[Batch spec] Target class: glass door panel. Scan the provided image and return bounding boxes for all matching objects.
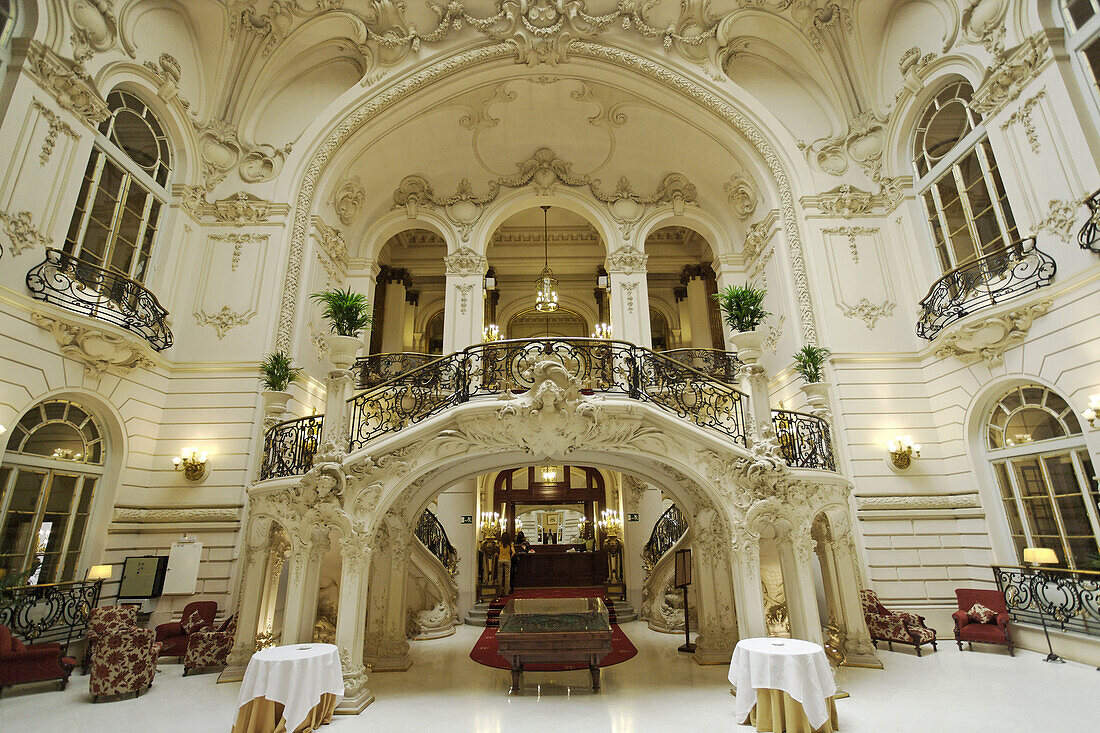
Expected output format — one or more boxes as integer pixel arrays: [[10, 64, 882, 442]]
[[0, 468, 48, 576], [1011, 458, 1066, 564], [61, 477, 96, 581], [35, 473, 79, 583]]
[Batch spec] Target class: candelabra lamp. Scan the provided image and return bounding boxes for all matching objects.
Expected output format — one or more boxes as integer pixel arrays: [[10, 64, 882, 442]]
[[172, 447, 209, 481], [886, 436, 920, 470], [1023, 546, 1064, 663]]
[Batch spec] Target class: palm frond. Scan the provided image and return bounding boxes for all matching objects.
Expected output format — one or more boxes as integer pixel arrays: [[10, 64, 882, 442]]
[[310, 288, 373, 337]]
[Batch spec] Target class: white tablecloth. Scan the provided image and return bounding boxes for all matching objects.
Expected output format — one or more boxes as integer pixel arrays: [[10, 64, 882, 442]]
[[237, 643, 345, 732], [728, 637, 836, 730]]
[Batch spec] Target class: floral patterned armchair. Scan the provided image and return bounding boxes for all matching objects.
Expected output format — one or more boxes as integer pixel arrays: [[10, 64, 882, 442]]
[[155, 601, 218, 659], [89, 626, 160, 702], [182, 614, 237, 676], [83, 605, 138, 673], [0, 623, 77, 694], [860, 589, 937, 656]]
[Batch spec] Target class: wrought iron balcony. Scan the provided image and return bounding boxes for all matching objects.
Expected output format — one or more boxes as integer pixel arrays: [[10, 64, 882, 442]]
[[259, 414, 323, 480], [347, 338, 750, 452], [992, 565, 1100, 640], [1078, 188, 1100, 253], [642, 503, 687, 579], [916, 238, 1055, 340], [772, 409, 837, 472], [416, 509, 459, 578], [354, 352, 441, 390], [26, 248, 173, 350], [0, 578, 103, 650], [659, 348, 743, 385]]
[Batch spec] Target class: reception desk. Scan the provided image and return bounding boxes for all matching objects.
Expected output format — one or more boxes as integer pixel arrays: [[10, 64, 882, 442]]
[[513, 550, 609, 588]]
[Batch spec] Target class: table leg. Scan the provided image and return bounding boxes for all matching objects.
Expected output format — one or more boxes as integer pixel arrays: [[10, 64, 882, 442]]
[[590, 662, 601, 693], [510, 662, 524, 695]]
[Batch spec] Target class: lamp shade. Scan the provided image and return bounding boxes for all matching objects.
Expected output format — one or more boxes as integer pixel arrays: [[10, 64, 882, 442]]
[[86, 564, 113, 580], [1023, 547, 1058, 565]]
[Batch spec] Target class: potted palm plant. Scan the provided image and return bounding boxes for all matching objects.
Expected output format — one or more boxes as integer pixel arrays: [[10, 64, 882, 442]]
[[260, 350, 303, 417], [310, 287, 372, 369], [793, 345, 831, 412], [712, 284, 770, 363]]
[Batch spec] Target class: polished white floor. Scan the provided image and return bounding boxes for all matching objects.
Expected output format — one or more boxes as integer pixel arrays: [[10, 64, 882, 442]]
[[1, 622, 1096, 732]]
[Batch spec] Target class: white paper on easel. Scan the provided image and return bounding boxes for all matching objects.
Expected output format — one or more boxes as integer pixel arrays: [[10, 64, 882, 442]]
[[163, 540, 203, 594]]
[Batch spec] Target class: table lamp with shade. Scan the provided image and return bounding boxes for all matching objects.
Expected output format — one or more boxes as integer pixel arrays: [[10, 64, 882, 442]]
[[1023, 547, 1064, 663], [86, 564, 112, 581]]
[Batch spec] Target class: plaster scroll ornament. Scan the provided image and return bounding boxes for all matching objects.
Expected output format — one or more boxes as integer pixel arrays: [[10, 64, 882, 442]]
[[313, 219, 349, 268], [0, 210, 52, 257], [960, 0, 1010, 57], [798, 110, 889, 182], [1036, 196, 1089, 242], [69, 0, 118, 62], [195, 306, 254, 340], [898, 47, 937, 78], [741, 219, 775, 261], [332, 177, 366, 225], [725, 173, 758, 221], [193, 118, 293, 189], [178, 185, 207, 219], [31, 311, 156, 376], [444, 247, 488, 276], [933, 300, 1052, 367], [971, 33, 1051, 116], [605, 246, 648, 275], [1000, 89, 1047, 156], [31, 99, 78, 166], [143, 53, 190, 108], [213, 192, 273, 226], [24, 41, 110, 127], [840, 298, 895, 331], [812, 184, 874, 218]]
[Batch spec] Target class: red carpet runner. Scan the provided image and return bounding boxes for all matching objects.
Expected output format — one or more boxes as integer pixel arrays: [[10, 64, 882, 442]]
[[469, 587, 638, 671]]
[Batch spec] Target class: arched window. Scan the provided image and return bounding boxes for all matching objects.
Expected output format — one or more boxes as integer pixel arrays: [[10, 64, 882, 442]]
[[63, 89, 172, 283], [1061, 1, 1100, 97], [0, 400, 105, 583], [913, 80, 1021, 273], [986, 385, 1099, 569]]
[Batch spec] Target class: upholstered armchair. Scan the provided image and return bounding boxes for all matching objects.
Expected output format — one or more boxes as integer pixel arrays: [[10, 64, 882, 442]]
[[860, 589, 938, 656], [89, 627, 160, 702], [83, 605, 138, 673], [155, 601, 218, 659], [0, 624, 77, 694], [183, 614, 237, 676], [953, 588, 1013, 655]]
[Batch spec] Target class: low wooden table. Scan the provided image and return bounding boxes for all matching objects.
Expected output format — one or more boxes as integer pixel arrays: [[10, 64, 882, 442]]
[[494, 597, 613, 694]]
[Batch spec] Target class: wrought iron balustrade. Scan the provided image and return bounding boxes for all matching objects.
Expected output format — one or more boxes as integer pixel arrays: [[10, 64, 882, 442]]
[[416, 509, 459, 578], [916, 238, 1055, 340], [660, 348, 743, 385], [0, 579, 102, 650], [259, 414, 324, 480], [642, 504, 687, 578], [771, 409, 837, 471], [992, 565, 1100, 639], [347, 338, 751, 452], [354, 352, 441, 389], [26, 248, 173, 350], [1078, 188, 1100, 253]]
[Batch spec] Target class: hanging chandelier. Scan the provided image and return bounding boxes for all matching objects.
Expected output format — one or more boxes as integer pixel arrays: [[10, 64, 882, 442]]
[[534, 205, 558, 312]]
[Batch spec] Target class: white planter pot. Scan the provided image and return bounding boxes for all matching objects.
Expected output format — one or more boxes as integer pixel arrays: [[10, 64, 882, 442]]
[[324, 334, 362, 370], [730, 327, 766, 364], [262, 390, 292, 419], [800, 382, 830, 414]]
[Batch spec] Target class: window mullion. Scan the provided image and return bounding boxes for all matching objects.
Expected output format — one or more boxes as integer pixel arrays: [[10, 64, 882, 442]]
[[24, 470, 54, 574], [1069, 449, 1100, 550], [104, 173, 131, 274], [0, 467, 18, 526], [952, 160, 983, 260], [1003, 459, 1035, 551], [55, 475, 83, 578], [973, 141, 1013, 251], [928, 181, 955, 270], [132, 195, 155, 280]]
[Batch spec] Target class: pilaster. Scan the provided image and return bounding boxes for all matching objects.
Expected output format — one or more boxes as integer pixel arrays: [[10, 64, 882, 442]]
[[443, 247, 487, 352], [606, 246, 650, 347]]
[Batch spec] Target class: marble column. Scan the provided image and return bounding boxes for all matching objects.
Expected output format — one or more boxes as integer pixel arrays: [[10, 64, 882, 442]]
[[782, 525, 824, 644], [379, 267, 410, 354], [442, 247, 487, 353], [683, 271, 713, 349], [220, 536, 272, 681], [606, 245, 651, 347], [829, 523, 881, 666], [674, 286, 691, 348], [731, 527, 768, 641], [334, 535, 374, 713], [322, 366, 355, 445], [280, 531, 328, 644]]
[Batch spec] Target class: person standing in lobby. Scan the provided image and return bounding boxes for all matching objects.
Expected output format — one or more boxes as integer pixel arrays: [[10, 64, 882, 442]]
[[499, 533, 515, 595]]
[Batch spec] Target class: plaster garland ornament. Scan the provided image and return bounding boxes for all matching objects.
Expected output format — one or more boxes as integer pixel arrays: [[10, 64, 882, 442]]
[[971, 33, 1051, 116], [24, 41, 109, 126], [621, 281, 638, 314], [195, 306, 254, 339], [213, 192, 274, 226], [764, 315, 784, 354], [724, 173, 758, 221], [332, 177, 366, 225], [31, 311, 156, 376], [840, 298, 895, 331], [741, 218, 775, 261], [444, 247, 488, 276], [821, 226, 878, 264], [209, 232, 268, 271], [0, 210, 52, 257], [806, 184, 875, 219], [30, 99, 78, 165], [605, 246, 648, 275], [313, 218, 349, 269], [455, 283, 475, 315], [933, 300, 1052, 367], [855, 494, 981, 512], [112, 507, 240, 523], [1000, 88, 1047, 155]]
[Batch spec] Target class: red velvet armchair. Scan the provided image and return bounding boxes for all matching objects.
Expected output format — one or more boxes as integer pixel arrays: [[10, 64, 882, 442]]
[[953, 588, 1014, 655], [0, 624, 76, 695], [89, 627, 160, 702], [183, 614, 237, 676], [860, 589, 938, 656], [155, 601, 217, 659], [84, 605, 138, 673]]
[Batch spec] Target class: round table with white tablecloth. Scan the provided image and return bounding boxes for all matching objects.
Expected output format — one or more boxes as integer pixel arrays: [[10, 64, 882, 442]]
[[232, 643, 345, 733], [728, 637, 838, 733]]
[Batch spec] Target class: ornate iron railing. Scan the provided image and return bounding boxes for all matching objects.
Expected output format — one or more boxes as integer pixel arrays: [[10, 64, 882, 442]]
[[347, 338, 750, 452], [642, 504, 687, 578], [772, 409, 837, 471], [916, 238, 1056, 340], [1078, 188, 1100, 253], [660, 348, 742, 385], [26, 248, 173, 350], [416, 509, 459, 578], [992, 565, 1100, 639], [259, 414, 324, 480], [354, 352, 441, 389], [0, 578, 102, 650]]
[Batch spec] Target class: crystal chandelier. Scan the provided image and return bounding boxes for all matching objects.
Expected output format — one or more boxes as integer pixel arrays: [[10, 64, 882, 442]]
[[483, 324, 500, 342], [540, 465, 558, 483], [591, 322, 612, 339], [534, 205, 558, 312]]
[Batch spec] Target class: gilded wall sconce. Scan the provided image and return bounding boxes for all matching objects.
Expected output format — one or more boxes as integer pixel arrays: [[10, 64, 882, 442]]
[[1083, 395, 1100, 428], [887, 436, 920, 470], [173, 447, 209, 481]]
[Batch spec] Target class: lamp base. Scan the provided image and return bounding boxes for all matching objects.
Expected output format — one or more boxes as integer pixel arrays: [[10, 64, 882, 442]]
[[678, 642, 696, 653], [1043, 652, 1065, 663]]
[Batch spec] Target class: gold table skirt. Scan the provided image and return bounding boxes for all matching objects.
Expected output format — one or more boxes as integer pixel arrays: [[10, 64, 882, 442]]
[[232, 693, 339, 733], [744, 688, 838, 733]]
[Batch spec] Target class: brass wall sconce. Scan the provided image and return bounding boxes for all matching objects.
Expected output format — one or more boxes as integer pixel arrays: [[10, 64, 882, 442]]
[[887, 436, 920, 470], [591, 322, 612, 339], [173, 447, 209, 481], [1083, 395, 1100, 428], [483, 324, 500, 342]]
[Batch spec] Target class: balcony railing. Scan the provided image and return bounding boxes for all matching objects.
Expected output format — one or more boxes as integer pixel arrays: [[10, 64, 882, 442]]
[[347, 338, 750, 452], [642, 503, 687, 579], [354, 352, 441, 390], [1078, 188, 1100, 253], [772, 409, 836, 471], [415, 509, 459, 578], [916, 238, 1056, 340], [660, 348, 743, 385], [992, 565, 1100, 640], [26, 248, 173, 350], [0, 578, 102, 650], [259, 414, 323, 480]]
